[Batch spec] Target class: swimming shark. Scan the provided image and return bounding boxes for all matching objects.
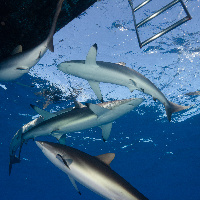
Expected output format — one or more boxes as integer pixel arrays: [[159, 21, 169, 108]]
[[36, 141, 149, 200], [0, 0, 64, 81], [9, 98, 143, 175], [57, 43, 190, 121]]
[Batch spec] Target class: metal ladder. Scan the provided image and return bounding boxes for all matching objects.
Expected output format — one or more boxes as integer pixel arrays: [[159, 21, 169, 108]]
[[128, 0, 192, 48]]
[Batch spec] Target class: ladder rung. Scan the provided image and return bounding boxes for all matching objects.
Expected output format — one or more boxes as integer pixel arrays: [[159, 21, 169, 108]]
[[140, 16, 191, 48], [136, 0, 180, 28], [133, 0, 152, 12]]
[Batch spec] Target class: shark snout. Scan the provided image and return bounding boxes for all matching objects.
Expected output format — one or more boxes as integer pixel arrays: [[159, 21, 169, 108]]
[[57, 64, 62, 71], [57, 63, 67, 73], [35, 141, 57, 153], [35, 141, 44, 150]]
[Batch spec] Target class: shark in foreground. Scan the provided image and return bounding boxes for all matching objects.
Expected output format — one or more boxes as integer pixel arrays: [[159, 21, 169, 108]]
[[9, 98, 143, 175], [36, 141, 149, 200], [0, 0, 64, 82], [57, 43, 190, 121]]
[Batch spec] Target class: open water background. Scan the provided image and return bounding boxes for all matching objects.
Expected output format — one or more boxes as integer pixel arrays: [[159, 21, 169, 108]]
[[0, 0, 200, 199]]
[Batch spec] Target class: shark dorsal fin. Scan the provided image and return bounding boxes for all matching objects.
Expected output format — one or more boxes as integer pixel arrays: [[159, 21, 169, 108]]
[[30, 104, 56, 120], [95, 153, 115, 166], [85, 43, 97, 65], [86, 103, 109, 117], [11, 45, 22, 55]]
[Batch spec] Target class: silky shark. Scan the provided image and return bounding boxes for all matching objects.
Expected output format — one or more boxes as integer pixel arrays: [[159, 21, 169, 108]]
[[9, 98, 143, 175], [57, 44, 190, 121], [36, 141, 149, 200], [0, 0, 64, 81]]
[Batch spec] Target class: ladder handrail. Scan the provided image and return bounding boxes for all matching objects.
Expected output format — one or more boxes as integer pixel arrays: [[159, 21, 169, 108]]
[[128, 0, 192, 48], [133, 0, 152, 12]]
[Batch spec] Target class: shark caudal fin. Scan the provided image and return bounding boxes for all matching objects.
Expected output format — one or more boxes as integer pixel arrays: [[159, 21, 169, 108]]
[[9, 156, 20, 176], [165, 101, 190, 122]]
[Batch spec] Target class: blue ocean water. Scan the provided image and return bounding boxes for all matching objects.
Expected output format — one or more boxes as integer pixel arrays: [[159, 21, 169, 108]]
[[0, 0, 200, 199]]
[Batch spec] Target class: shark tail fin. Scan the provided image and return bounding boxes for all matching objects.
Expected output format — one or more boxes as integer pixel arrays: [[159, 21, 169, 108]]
[[165, 101, 190, 122], [9, 156, 20, 176]]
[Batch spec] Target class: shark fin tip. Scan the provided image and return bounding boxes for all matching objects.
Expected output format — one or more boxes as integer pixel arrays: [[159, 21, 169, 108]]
[[93, 43, 97, 50]]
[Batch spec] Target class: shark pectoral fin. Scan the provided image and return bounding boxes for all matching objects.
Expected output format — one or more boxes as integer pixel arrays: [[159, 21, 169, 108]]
[[100, 122, 113, 141], [85, 43, 97, 65], [68, 175, 81, 195], [128, 79, 137, 92], [56, 154, 73, 169], [47, 38, 54, 52], [11, 45, 23, 55], [16, 66, 29, 71], [88, 80, 103, 102], [95, 153, 115, 166], [30, 104, 56, 120], [86, 103, 109, 117]]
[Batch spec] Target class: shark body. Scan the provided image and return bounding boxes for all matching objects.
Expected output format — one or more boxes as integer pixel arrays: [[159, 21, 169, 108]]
[[9, 98, 143, 174], [57, 44, 189, 121], [0, 0, 63, 81], [36, 141, 149, 200]]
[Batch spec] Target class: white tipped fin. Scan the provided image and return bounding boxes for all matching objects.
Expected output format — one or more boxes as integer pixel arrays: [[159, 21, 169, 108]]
[[96, 153, 115, 166], [86, 43, 97, 65], [30, 104, 56, 120], [68, 175, 81, 195], [11, 45, 22, 55], [100, 122, 113, 141], [88, 80, 103, 102], [87, 103, 109, 117]]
